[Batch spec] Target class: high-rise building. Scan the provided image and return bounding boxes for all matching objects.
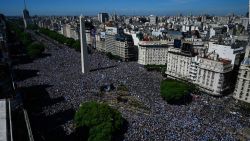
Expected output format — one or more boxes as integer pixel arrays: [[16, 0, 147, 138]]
[[23, 0, 30, 29], [80, 15, 89, 74], [149, 15, 157, 25], [98, 13, 109, 23]]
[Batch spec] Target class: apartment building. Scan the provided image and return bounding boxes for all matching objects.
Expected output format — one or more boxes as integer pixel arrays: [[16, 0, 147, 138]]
[[166, 45, 233, 96], [195, 53, 233, 95], [138, 41, 168, 65], [96, 32, 106, 52], [96, 27, 136, 61], [166, 46, 193, 80], [113, 33, 136, 61]]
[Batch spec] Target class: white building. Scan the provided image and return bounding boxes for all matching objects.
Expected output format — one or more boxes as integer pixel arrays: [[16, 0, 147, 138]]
[[63, 24, 79, 40], [149, 15, 157, 25], [209, 28, 216, 38], [241, 18, 249, 31], [208, 42, 245, 66], [138, 41, 168, 65], [96, 32, 106, 52], [105, 26, 117, 35], [166, 47, 233, 96], [195, 53, 233, 96], [166, 47, 192, 80]]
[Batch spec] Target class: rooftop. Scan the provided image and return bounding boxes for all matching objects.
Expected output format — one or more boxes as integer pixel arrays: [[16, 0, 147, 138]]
[[138, 41, 168, 46]]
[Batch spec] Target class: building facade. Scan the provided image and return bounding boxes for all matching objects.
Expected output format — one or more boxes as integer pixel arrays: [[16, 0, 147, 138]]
[[149, 15, 157, 25], [195, 54, 233, 96], [138, 41, 168, 65], [234, 46, 250, 103], [98, 13, 109, 23], [165, 46, 233, 96], [96, 32, 106, 52], [112, 34, 136, 61], [166, 47, 192, 80], [208, 42, 245, 67], [233, 59, 250, 103]]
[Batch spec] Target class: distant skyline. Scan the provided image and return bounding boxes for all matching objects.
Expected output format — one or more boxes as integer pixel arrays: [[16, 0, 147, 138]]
[[0, 0, 248, 16]]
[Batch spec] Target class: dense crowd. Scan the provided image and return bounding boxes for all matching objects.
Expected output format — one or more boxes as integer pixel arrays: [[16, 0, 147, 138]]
[[15, 33, 250, 141]]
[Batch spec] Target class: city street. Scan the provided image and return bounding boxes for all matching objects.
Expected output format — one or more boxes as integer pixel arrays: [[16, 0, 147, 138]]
[[15, 33, 250, 141]]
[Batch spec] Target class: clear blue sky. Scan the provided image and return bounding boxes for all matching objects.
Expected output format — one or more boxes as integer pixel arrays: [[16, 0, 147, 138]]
[[0, 0, 248, 16]]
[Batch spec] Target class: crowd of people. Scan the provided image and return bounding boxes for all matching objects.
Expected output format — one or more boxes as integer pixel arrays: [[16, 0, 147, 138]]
[[15, 33, 250, 141]]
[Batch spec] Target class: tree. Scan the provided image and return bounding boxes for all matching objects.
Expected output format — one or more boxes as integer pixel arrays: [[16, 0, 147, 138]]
[[26, 42, 45, 58], [74, 102, 124, 141], [160, 79, 192, 104], [72, 40, 81, 51], [20, 32, 33, 47], [39, 28, 82, 51]]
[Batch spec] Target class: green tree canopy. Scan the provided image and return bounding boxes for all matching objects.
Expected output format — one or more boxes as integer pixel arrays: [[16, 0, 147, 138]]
[[160, 79, 193, 104], [26, 42, 45, 58], [74, 102, 124, 141], [39, 28, 81, 51]]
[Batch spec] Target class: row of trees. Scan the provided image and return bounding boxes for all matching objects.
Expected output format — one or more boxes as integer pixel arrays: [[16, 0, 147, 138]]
[[144, 65, 166, 72], [74, 102, 125, 141], [39, 28, 81, 51], [8, 22, 45, 58]]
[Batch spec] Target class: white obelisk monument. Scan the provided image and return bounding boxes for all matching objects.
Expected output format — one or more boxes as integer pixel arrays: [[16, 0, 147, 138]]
[[80, 15, 89, 73], [248, 0, 250, 25]]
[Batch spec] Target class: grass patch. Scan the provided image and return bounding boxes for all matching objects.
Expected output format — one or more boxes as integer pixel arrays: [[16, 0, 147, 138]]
[[160, 79, 193, 104]]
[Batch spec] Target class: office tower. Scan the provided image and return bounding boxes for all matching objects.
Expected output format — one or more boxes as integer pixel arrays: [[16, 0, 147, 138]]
[[23, 0, 30, 29], [98, 13, 109, 23], [149, 15, 157, 25], [80, 15, 89, 73]]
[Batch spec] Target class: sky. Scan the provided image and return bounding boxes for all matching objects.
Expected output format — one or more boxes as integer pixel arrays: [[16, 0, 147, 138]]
[[0, 0, 248, 16]]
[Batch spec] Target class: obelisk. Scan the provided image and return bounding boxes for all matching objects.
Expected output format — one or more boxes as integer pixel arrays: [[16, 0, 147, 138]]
[[80, 15, 89, 73]]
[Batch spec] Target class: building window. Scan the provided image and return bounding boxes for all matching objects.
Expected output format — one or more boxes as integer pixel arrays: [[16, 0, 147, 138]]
[[212, 72, 215, 79], [243, 72, 247, 78]]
